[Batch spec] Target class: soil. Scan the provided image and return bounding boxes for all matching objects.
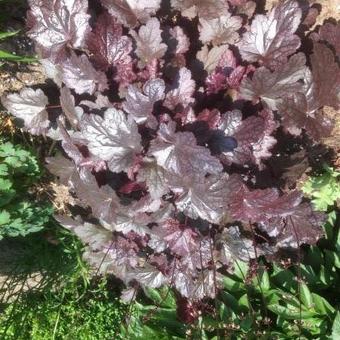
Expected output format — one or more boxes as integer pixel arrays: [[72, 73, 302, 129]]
[[0, 63, 45, 98]]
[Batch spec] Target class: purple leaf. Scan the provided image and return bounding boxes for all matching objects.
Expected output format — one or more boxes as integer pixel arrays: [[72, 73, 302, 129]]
[[27, 0, 90, 61], [171, 174, 229, 223], [310, 42, 340, 109], [114, 211, 151, 236], [40, 59, 62, 86], [169, 26, 190, 55], [218, 226, 256, 264], [218, 110, 277, 166], [130, 18, 167, 67], [149, 119, 223, 176], [100, 0, 161, 27], [150, 219, 198, 256], [87, 12, 134, 76], [240, 53, 307, 110], [278, 91, 333, 141], [136, 157, 169, 199], [123, 78, 165, 128], [277, 43, 339, 141], [226, 175, 304, 223], [70, 169, 120, 224], [317, 22, 340, 58], [1, 88, 49, 135], [171, 0, 229, 19], [259, 203, 325, 248], [191, 270, 221, 300], [80, 108, 142, 173], [45, 154, 75, 185], [238, 0, 302, 68], [196, 45, 229, 73], [228, 0, 256, 17], [55, 215, 112, 250], [61, 53, 108, 95], [206, 48, 246, 94], [60, 87, 83, 128], [126, 264, 168, 288], [164, 67, 195, 110], [198, 13, 242, 46]]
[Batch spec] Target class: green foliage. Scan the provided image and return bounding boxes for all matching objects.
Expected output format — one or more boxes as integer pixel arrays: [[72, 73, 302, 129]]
[[121, 287, 185, 340], [0, 30, 36, 64], [302, 165, 340, 211], [0, 141, 52, 239], [0, 227, 127, 340]]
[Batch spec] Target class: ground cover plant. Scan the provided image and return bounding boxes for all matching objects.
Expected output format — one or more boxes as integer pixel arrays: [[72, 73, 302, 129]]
[[1, 0, 340, 338], [0, 225, 127, 340], [0, 139, 52, 239]]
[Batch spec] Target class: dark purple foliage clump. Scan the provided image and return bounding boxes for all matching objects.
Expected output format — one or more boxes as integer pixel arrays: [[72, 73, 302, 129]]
[[2, 0, 339, 301]]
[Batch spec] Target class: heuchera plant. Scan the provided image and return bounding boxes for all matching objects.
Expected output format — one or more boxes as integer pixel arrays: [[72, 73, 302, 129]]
[[1, 0, 339, 302]]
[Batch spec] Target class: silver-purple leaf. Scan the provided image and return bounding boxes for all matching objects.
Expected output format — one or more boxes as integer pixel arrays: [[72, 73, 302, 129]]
[[60, 87, 83, 128], [172, 174, 229, 224], [1, 88, 49, 135], [169, 26, 190, 54], [218, 110, 277, 166], [27, 0, 90, 61], [40, 59, 62, 86], [310, 42, 340, 109], [259, 203, 325, 248], [55, 215, 112, 250], [126, 264, 168, 288], [149, 120, 223, 176], [100, 0, 161, 27], [70, 169, 120, 224], [198, 13, 242, 46], [61, 53, 108, 95], [316, 22, 340, 58], [123, 78, 165, 128], [45, 154, 75, 185], [238, 0, 302, 69], [136, 158, 169, 199], [87, 12, 133, 73], [81, 108, 142, 173], [218, 226, 256, 264], [171, 0, 229, 19], [196, 44, 229, 73], [130, 18, 167, 67], [164, 67, 195, 110], [240, 53, 307, 110]]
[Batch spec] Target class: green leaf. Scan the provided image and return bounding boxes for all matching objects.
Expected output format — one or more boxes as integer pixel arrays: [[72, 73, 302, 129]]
[[311, 293, 335, 316], [268, 304, 317, 319], [271, 265, 296, 292], [0, 163, 8, 176], [0, 50, 36, 62], [332, 311, 340, 340], [0, 30, 20, 40], [302, 166, 340, 211], [299, 282, 314, 309], [240, 315, 253, 332], [238, 294, 250, 309], [233, 260, 249, 280], [0, 210, 10, 225], [220, 291, 242, 313], [144, 287, 164, 306], [253, 267, 270, 291], [222, 275, 245, 293]]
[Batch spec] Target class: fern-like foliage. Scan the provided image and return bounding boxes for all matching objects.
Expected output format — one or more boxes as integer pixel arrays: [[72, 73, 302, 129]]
[[303, 166, 340, 211], [0, 141, 52, 238]]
